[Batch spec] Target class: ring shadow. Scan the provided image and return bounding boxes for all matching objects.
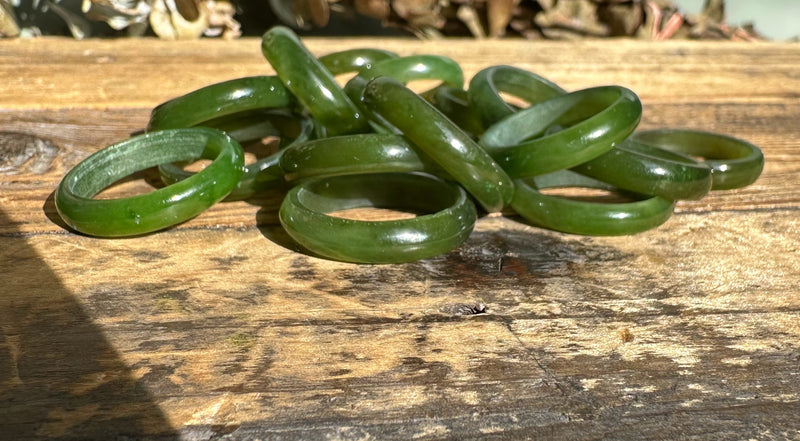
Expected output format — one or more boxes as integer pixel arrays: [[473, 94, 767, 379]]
[[252, 188, 317, 258], [0, 205, 180, 439]]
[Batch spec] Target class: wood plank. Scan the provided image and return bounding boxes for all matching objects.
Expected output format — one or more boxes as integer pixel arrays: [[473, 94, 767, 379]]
[[1, 37, 799, 440], [3, 38, 799, 109]]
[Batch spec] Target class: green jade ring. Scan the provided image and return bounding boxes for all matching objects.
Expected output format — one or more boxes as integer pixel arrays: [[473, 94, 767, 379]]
[[279, 173, 478, 264], [280, 133, 443, 182], [427, 85, 484, 137], [511, 170, 676, 236], [159, 113, 315, 200], [480, 85, 642, 178], [572, 139, 713, 200], [147, 76, 293, 133], [343, 54, 464, 103], [343, 55, 464, 133], [468, 65, 566, 129], [261, 26, 368, 136], [318, 48, 398, 76], [363, 76, 514, 213], [630, 129, 764, 190], [55, 128, 244, 237]]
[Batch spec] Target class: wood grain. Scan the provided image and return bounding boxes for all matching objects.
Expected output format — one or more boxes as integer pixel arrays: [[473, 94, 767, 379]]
[[1, 37, 799, 440]]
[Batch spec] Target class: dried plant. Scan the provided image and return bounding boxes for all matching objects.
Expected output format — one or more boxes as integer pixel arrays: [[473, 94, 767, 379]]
[[0, 0, 762, 40]]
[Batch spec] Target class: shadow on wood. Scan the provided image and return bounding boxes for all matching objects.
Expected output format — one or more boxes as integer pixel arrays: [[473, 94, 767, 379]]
[[0, 208, 179, 439]]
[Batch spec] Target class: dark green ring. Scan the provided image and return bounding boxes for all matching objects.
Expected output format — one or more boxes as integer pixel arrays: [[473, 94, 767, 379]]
[[511, 170, 676, 236], [159, 114, 315, 200], [344, 55, 464, 133], [363, 76, 514, 213], [318, 48, 398, 76], [427, 85, 484, 137], [572, 139, 713, 200], [279, 173, 478, 263], [55, 128, 244, 237], [146, 76, 293, 133], [280, 133, 442, 182], [468, 65, 566, 129], [480, 85, 643, 178], [343, 54, 464, 103], [261, 26, 368, 136], [630, 129, 764, 190]]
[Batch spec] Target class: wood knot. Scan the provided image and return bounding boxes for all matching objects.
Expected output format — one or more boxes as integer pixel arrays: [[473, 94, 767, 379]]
[[439, 303, 487, 316], [0, 131, 59, 175], [617, 327, 635, 343]]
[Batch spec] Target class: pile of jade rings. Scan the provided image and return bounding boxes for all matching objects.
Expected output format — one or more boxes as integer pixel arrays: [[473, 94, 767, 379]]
[[55, 26, 764, 264]]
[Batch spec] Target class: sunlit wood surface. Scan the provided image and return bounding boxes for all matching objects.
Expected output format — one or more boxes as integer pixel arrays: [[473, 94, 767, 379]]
[[1, 37, 799, 440]]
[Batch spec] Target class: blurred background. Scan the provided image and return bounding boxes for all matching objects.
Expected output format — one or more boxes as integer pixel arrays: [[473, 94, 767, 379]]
[[673, 0, 798, 40], [1, 0, 796, 40]]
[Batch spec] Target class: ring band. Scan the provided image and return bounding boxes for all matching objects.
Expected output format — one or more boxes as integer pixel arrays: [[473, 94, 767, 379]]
[[572, 139, 713, 200], [159, 112, 315, 200], [261, 26, 368, 136], [363, 76, 514, 213], [630, 129, 764, 190], [55, 128, 244, 237], [480, 85, 643, 178], [344, 55, 464, 133], [468, 65, 566, 129], [146, 76, 293, 133], [280, 133, 442, 182], [318, 48, 398, 76], [279, 173, 477, 263], [510, 170, 675, 236], [343, 54, 464, 103], [428, 85, 484, 137]]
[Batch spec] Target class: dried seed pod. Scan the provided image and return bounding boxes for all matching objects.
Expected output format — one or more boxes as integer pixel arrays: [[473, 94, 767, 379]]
[[269, 0, 330, 29], [486, 0, 517, 37], [0, 0, 20, 37], [81, 0, 151, 31], [150, 0, 208, 39], [203, 0, 240, 38], [354, 0, 391, 20]]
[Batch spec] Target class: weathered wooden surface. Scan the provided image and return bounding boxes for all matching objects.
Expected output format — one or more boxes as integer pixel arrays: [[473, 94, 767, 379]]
[[1, 37, 799, 440]]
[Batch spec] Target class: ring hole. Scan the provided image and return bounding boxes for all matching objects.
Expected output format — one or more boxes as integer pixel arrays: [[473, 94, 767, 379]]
[[407, 79, 443, 94], [181, 159, 213, 173], [330, 204, 434, 221], [334, 73, 358, 87], [328, 207, 420, 221], [241, 136, 281, 165], [539, 187, 638, 203], [498, 91, 529, 109], [94, 169, 161, 199]]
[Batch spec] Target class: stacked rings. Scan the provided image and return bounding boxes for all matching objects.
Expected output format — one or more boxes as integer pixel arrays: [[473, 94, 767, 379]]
[[53, 26, 765, 263], [480, 85, 643, 178], [363, 76, 514, 213], [261, 26, 368, 136]]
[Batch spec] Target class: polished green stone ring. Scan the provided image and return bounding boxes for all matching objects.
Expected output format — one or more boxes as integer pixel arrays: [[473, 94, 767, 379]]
[[279, 173, 478, 263], [630, 129, 764, 190], [146, 76, 294, 133], [468, 65, 566, 129], [55, 128, 244, 237], [318, 47, 398, 76], [363, 76, 514, 213], [572, 139, 713, 201], [261, 26, 368, 136], [280, 133, 442, 182], [480, 85, 643, 179], [511, 170, 676, 236], [158, 112, 315, 200]]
